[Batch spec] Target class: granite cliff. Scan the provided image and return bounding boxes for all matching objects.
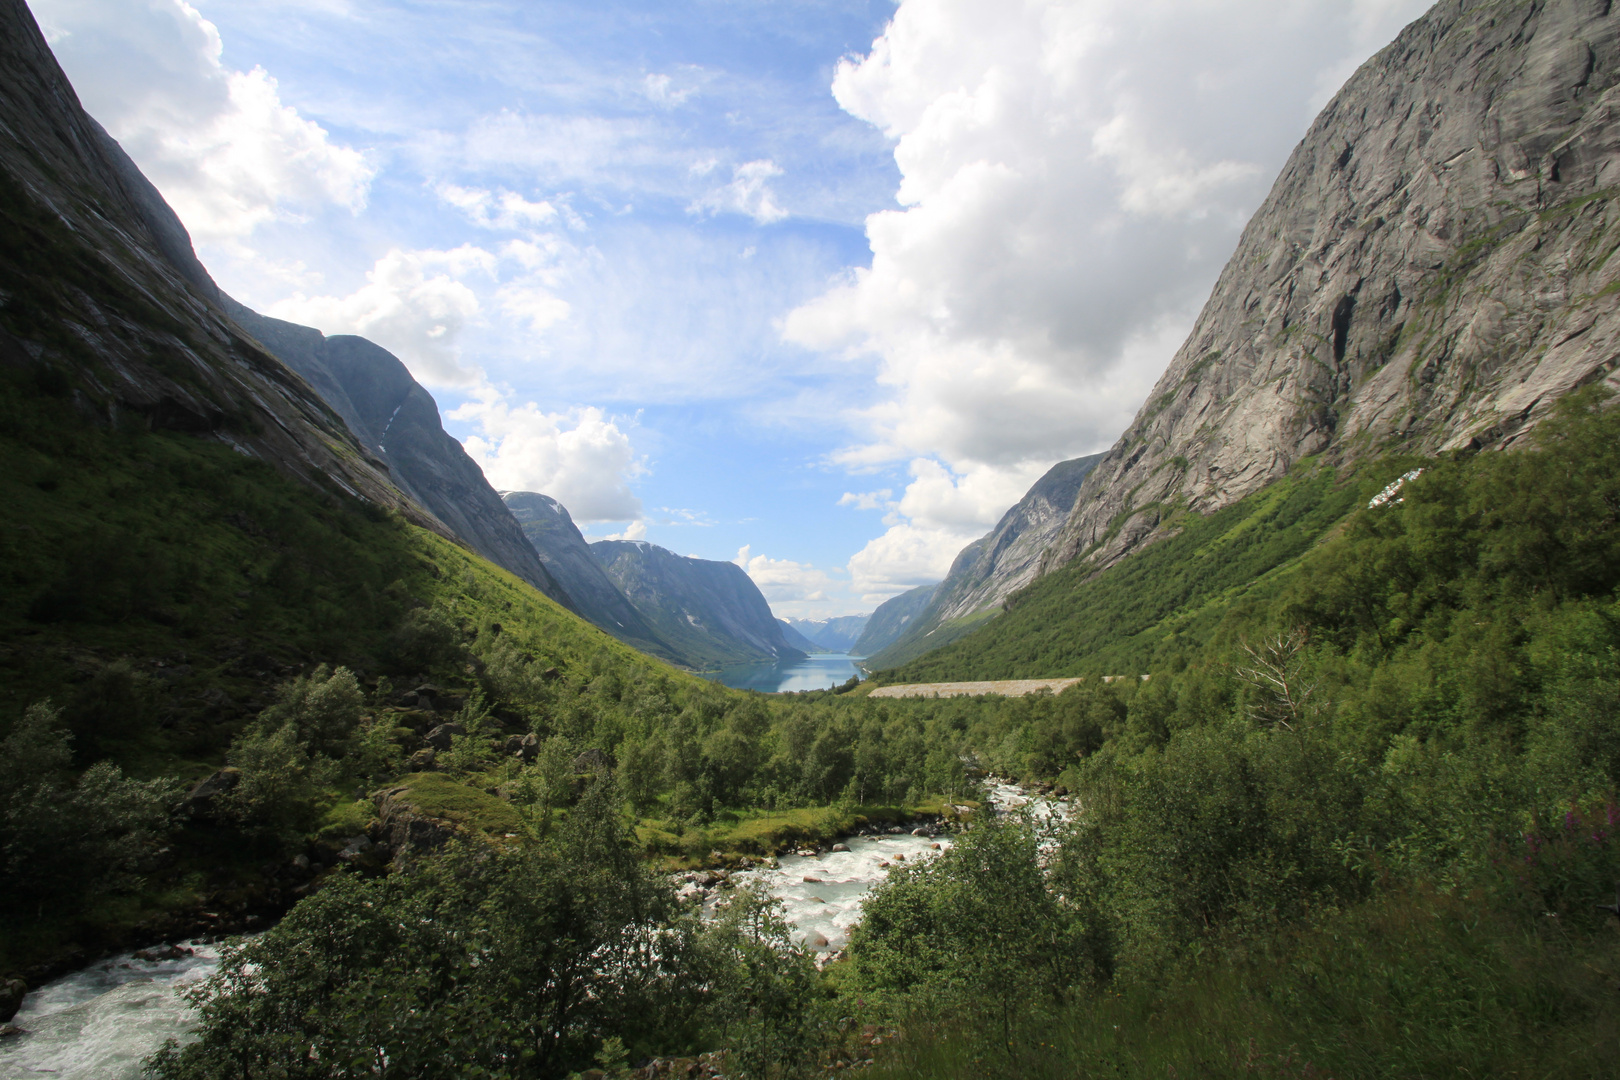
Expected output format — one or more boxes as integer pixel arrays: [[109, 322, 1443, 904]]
[[221, 305, 572, 609], [866, 453, 1104, 669], [0, 0, 431, 527], [591, 540, 804, 670], [1044, 0, 1620, 580], [501, 491, 668, 656], [852, 583, 938, 658]]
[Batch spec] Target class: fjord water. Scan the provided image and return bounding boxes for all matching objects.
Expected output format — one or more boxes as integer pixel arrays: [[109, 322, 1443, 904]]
[[708, 652, 864, 692]]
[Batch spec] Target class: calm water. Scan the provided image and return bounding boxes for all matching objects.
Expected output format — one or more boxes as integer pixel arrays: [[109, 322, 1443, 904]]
[[707, 653, 864, 693]]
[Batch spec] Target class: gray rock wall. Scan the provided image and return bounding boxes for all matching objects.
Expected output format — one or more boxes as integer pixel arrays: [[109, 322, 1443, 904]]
[[1045, 0, 1620, 578]]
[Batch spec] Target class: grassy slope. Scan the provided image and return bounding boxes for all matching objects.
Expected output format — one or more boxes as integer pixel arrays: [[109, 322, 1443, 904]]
[[879, 458, 1402, 683]]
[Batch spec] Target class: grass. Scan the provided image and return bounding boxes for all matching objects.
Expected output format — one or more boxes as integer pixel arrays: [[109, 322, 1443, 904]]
[[382, 772, 524, 836]]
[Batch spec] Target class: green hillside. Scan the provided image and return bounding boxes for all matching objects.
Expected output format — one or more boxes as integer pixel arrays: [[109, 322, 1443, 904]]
[[877, 456, 1386, 682]]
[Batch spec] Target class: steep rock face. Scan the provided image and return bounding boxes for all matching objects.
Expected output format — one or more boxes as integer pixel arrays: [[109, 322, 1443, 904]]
[[0, 0, 431, 528], [853, 583, 939, 657], [591, 541, 804, 669], [933, 454, 1105, 624], [1046, 0, 1620, 579], [784, 616, 870, 652], [863, 454, 1103, 669], [220, 304, 571, 608], [502, 491, 667, 653]]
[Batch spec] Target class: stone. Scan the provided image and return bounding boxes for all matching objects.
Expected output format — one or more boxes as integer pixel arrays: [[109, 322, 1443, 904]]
[[807, 932, 829, 948], [407, 748, 437, 771], [802, 876, 823, 884], [0, 979, 26, 1024], [180, 767, 241, 820], [423, 723, 465, 751], [830, 843, 849, 852], [504, 732, 539, 762]]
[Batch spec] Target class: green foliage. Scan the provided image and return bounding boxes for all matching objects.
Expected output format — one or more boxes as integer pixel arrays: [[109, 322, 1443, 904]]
[[0, 702, 178, 917], [883, 458, 1364, 681], [146, 782, 817, 1080], [256, 664, 365, 758], [222, 720, 337, 845]]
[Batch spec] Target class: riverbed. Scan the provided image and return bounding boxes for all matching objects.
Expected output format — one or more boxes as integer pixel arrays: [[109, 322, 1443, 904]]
[[0, 781, 1055, 1078]]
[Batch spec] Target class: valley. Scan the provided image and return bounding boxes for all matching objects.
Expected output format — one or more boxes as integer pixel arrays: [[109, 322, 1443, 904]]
[[4, 0, 1620, 1077]]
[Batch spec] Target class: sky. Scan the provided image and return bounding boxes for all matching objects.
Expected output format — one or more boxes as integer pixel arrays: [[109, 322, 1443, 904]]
[[27, 0, 1432, 619]]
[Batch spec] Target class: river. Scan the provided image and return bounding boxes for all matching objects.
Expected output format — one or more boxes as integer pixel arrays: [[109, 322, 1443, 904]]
[[706, 652, 864, 693], [0, 782, 1053, 1078]]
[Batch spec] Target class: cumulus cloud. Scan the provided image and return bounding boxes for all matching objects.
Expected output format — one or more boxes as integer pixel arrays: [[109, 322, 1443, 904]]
[[735, 545, 835, 604], [688, 160, 789, 224], [30, 0, 373, 245], [843, 458, 1051, 598], [796, 0, 1430, 595], [456, 398, 643, 523], [269, 245, 495, 386], [436, 184, 559, 230]]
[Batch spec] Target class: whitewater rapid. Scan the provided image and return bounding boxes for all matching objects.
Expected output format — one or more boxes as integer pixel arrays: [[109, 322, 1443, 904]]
[[0, 781, 1055, 1078]]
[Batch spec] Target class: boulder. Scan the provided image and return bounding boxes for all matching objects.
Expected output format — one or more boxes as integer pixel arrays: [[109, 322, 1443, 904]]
[[424, 723, 465, 751], [503, 732, 540, 762], [0, 978, 26, 1023], [572, 747, 610, 774], [830, 843, 849, 852], [181, 767, 241, 820], [407, 748, 437, 771]]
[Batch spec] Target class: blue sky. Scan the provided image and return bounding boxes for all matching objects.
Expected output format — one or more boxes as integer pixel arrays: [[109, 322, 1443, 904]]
[[29, 0, 1431, 618]]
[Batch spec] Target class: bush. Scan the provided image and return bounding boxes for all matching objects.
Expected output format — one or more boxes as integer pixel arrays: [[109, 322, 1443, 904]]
[[0, 702, 178, 917]]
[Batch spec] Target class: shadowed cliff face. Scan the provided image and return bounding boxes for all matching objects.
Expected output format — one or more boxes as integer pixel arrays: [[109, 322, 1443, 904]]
[[590, 541, 804, 670], [502, 491, 667, 654], [220, 305, 573, 609], [853, 583, 939, 657], [0, 0, 435, 530], [1045, 0, 1620, 579]]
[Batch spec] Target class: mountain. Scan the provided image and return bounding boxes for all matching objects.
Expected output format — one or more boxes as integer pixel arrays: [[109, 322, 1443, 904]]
[[777, 620, 825, 653], [222, 303, 573, 610], [852, 583, 939, 658], [864, 453, 1104, 669], [1039, 0, 1620, 584], [590, 541, 805, 670], [783, 616, 870, 653], [501, 491, 672, 657], [0, 6, 435, 533]]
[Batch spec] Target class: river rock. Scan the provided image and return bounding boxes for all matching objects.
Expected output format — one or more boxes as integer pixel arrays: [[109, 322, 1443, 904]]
[[0, 978, 25, 1023], [807, 932, 828, 948], [830, 843, 849, 853], [802, 876, 822, 884]]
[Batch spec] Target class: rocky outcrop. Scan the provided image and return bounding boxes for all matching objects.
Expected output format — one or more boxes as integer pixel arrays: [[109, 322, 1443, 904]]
[[867, 454, 1105, 669], [0, 0, 439, 533], [1044, 0, 1620, 580], [853, 583, 939, 657], [501, 491, 667, 651], [591, 540, 805, 669], [222, 306, 572, 609]]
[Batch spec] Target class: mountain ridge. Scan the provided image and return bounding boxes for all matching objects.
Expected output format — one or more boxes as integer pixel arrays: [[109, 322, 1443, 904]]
[[1038, 0, 1620, 584]]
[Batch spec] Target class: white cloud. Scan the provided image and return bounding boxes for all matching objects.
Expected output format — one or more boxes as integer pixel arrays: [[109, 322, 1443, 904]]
[[688, 160, 789, 224], [843, 457, 1049, 598], [602, 520, 648, 542], [456, 397, 644, 523], [735, 545, 835, 604], [29, 0, 373, 245], [644, 71, 697, 108], [792, 0, 1431, 598], [436, 183, 559, 230], [269, 245, 495, 386]]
